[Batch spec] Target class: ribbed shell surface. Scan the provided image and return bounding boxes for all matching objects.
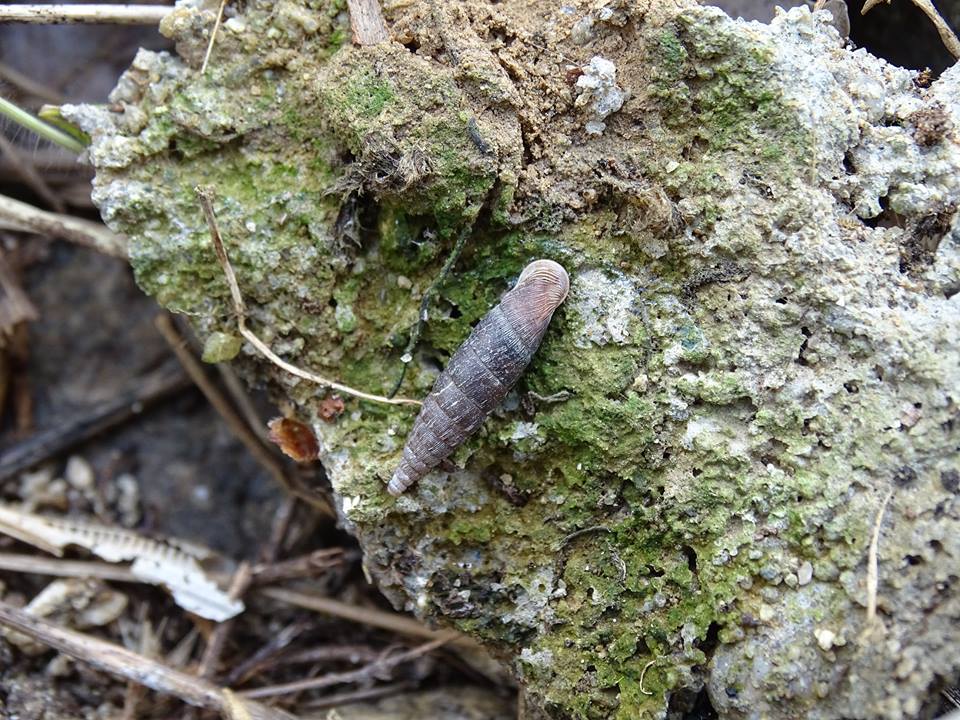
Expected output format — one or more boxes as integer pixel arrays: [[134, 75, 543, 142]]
[[388, 260, 568, 495]]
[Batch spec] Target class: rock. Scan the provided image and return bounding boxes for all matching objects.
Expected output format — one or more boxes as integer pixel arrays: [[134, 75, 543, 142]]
[[67, 1, 960, 718]]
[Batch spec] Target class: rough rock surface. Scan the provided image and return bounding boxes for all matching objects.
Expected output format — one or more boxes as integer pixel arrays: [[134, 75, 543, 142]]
[[65, 1, 960, 718]]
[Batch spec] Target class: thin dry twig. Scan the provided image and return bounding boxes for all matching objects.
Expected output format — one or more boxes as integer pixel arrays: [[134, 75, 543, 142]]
[[195, 186, 420, 407], [223, 621, 309, 686], [261, 494, 297, 564], [0, 600, 294, 719], [281, 644, 381, 667], [0, 62, 65, 103], [121, 607, 159, 720], [639, 659, 656, 696], [200, 0, 228, 74], [0, 134, 65, 212], [300, 680, 413, 713], [240, 633, 455, 699], [388, 226, 469, 397], [347, 0, 389, 45], [0, 359, 189, 481], [216, 363, 272, 445], [862, 0, 960, 58], [249, 548, 347, 584], [154, 313, 336, 518], [0, 251, 39, 336], [0, 552, 137, 582], [198, 561, 252, 680], [0, 4, 173, 24], [0, 192, 126, 257], [258, 586, 447, 642], [866, 488, 894, 623]]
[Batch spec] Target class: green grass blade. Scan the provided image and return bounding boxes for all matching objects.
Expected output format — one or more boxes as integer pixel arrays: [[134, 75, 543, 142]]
[[0, 96, 87, 154]]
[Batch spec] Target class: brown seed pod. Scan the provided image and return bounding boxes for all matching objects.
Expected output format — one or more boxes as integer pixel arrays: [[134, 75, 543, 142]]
[[388, 259, 570, 495]]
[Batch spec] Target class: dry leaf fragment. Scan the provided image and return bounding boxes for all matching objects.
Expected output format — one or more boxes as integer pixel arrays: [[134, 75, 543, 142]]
[[267, 417, 319, 462], [0, 504, 243, 621], [1, 578, 127, 654]]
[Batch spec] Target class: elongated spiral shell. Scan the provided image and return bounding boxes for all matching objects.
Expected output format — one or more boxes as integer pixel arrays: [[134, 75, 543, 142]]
[[388, 259, 570, 495]]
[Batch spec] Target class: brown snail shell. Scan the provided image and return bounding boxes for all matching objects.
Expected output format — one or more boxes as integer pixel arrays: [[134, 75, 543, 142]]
[[388, 259, 569, 495]]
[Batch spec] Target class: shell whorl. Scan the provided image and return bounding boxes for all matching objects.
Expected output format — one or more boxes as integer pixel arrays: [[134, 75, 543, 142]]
[[517, 259, 570, 307], [388, 259, 569, 495]]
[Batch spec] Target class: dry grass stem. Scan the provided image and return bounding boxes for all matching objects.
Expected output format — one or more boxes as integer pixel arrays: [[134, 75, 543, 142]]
[[223, 621, 309, 686], [0, 4, 173, 23], [198, 561, 253, 680], [0, 192, 126, 257], [249, 548, 346, 584], [300, 681, 412, 713], [201, 0, 228, 74], [0, 600, 293, 719], [154, 312, 337, 517], [0, 134, 65, 212], [259, 586, 446, 641], [216, 363, 272, 444], [0, 359, 189, 481], [639, 659, 656, 696], [347, 0, 389, 44], [866, 488, 894, 622], [0, 552, 137, 582], [0, 62, 64, 103], [195, 186, 420, 407], [0, 252, 39, 336], [261, 494, 297, 564], [862, 0, 960, 58], [240, 633, 455, 699]]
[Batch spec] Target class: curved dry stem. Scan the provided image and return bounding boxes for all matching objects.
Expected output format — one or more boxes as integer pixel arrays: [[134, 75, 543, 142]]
[[0, 192, 126, 257], [862, 0, 960, 58], [866, 488, 894, 623], [195, 187, 421, 407]]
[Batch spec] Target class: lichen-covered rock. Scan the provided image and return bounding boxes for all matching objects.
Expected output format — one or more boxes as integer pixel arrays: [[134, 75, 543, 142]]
[[66, 1, 960, 718]]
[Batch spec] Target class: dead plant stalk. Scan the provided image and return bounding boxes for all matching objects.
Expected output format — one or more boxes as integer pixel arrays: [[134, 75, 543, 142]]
[[195, 186, 420, 407]]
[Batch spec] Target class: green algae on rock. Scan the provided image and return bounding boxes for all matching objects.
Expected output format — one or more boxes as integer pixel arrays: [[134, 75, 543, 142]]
[[66, 1, 960, 718]]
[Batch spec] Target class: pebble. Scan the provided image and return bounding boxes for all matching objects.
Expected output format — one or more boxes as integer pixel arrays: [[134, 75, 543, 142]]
[[65, 456, 95, 491], [815, 627, 836, 650]]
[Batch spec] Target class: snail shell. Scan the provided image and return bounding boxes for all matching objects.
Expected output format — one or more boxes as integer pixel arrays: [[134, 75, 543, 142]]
[[388, 259, 570, 495]]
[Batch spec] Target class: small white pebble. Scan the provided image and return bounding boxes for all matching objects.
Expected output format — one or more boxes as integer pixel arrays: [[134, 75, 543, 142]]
[[64, 456, 94, 491], [397, 275, 412, 289], [224, 16, 246, 33], [114, 473, 141, 527], [192, 485, 210, 505], [797, 561, 813, 585], [815, 627, 836, 650]]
